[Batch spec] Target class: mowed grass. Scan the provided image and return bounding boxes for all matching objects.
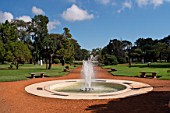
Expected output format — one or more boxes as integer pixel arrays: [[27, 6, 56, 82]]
[[0, 64, 76, 82], [102, 63, 170, 80]]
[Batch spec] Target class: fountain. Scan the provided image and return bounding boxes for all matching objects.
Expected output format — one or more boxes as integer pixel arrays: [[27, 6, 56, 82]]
[[80, 60, 94, 91], [25, 56, 153, 99]]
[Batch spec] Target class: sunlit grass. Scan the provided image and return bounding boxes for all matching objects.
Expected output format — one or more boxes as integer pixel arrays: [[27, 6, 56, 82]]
[[102, 63, 170, 80], [0, 64, 77, 82]]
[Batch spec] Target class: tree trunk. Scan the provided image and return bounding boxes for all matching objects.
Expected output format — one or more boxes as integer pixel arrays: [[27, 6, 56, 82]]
[[48, 54, 53, 70], [16, 62, 19, 70]]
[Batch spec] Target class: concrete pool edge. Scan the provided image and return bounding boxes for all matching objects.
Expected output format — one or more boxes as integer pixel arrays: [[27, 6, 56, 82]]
[[25, 79, 153, 100]]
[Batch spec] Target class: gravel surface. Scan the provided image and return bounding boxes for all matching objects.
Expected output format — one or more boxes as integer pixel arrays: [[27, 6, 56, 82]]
[[0, 66, 170, 113]]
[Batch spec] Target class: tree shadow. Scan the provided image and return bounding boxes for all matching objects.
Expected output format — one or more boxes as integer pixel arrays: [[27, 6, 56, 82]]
[[86, 91, 170, 113], [131, 63, 170, 68]]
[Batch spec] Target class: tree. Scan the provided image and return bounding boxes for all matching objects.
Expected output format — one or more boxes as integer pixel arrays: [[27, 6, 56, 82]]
[[0, 21, 18, 44], [81, 49, 89, 60], [12, 20, 31, 42], [56, 27, 75, 66], [5, 42, 32, 69], [0, 40, 6, 63], [31, 15, 49, 63], [130, 48, 143, 62], [102, 39, 126, 64], [72, 39, 82, 60], [154, 42, 168, 62]]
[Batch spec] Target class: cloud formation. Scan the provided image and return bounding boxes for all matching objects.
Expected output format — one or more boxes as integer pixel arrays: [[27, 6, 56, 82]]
[[117, 1, 132, 13], [47, 20, 60, 31], [16, 16, 32, 22], [0, 11, 13, 23], [151, 0, 164, 7], [61, 4, 94, 22], [136, 0, 164, 7], [32, 6, 45, 15]]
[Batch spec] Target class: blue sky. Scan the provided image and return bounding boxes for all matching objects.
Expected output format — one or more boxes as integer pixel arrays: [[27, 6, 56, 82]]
[[1, 0, 170, 50]]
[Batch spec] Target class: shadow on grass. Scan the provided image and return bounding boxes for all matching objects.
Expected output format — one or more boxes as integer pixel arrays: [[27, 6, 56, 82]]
[[131, 63, 170, 68], [86, 91, 170, 113]]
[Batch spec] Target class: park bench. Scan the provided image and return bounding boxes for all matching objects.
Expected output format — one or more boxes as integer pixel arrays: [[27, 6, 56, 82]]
[[29, 72, 45, 78], [30, 73, 36, 78], [140, 72, 157, 78], [111, 68, 117, 72]]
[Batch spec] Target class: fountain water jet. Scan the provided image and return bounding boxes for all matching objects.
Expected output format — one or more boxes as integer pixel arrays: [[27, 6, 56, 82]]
[[81, 60, 94, 91]]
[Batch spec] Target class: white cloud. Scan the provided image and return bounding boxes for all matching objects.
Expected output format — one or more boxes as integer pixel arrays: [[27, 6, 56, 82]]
[[123, 1, 132, 9], [61, 4, 94, 22], [32, 6, 45, 15], [16, 16, 32, 22], [47, 20, 60, 31], [136, 0, 164, 7], [151, 0, 164, 7], [117, 1, 132, 13], [95, 0, 110, 5], [136, 0, 149, 7], [0, 11, 13, 23]]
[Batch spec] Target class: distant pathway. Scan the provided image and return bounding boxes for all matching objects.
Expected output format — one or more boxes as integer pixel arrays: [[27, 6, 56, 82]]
[[0, 66, 170, 113]]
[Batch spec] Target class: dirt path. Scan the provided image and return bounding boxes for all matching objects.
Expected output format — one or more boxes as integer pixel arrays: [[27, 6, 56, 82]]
[[0, 66, 170, 113]]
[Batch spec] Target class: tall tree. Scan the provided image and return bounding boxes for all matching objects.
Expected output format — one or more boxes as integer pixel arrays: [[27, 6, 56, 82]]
[[5, 42, 32, 69], [31, 15, 49, 63]]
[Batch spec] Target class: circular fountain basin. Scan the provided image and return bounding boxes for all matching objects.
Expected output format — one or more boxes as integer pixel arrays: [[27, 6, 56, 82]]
[[25, 79, 153, 99]]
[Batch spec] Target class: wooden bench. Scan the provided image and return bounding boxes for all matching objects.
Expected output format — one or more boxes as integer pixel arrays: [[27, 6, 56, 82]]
[[29, 72, 45, 78], [140, 72, 157, 78], [30, 73, 36, 78], [40, 72, 45, 78], [111, 68, 117, 71]]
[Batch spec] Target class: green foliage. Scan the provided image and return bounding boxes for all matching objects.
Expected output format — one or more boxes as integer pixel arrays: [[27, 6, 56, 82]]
[[117, 57, 126, 64], [53, 58, 60, 64], [5, 42, 32, 69], [0, 41, 5, 60], [104, 54, 118, 65], [31, 15, 49, 60]]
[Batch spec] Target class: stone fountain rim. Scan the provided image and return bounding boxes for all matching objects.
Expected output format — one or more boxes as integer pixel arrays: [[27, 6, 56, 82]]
[[25, 79, 153, 100]]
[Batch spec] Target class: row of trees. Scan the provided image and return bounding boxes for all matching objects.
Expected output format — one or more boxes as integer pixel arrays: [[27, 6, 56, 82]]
[[92, 37, 170, 65], [1, 14, 170, 68], [0, 15, 89, 69]]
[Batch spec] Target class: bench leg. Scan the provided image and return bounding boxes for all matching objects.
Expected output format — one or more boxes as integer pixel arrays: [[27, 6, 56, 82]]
[[152, 73, 157, 78], [31, 74, 36, 78], [140, 73, 146, 78], [40, 73, 45, 78]]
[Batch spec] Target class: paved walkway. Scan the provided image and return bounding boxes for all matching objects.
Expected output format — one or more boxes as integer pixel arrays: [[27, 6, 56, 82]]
[[0, 66, 170, 113]]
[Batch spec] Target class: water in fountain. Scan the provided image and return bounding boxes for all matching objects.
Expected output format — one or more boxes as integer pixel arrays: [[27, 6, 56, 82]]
[[81, 59, 94, 91]]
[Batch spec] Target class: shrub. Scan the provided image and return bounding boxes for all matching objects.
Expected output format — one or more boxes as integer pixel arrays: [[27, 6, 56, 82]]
[[117, 57, 126, 64], [53, 58, 60, 64], [104, 54, 118, 65]]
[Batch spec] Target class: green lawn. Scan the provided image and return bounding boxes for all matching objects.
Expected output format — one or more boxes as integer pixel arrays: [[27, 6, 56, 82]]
[[0, 64, 76, 82], [102, 63, 170, 80]]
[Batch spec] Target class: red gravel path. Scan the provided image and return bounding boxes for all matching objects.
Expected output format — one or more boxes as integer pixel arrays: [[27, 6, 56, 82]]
[[0, 66, 170, 113]]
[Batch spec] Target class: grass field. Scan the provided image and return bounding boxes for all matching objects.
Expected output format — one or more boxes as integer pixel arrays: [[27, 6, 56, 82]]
[[102, 63, 170, 80], [1, 62, 170, 82], [0, 64, 76, 82]]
